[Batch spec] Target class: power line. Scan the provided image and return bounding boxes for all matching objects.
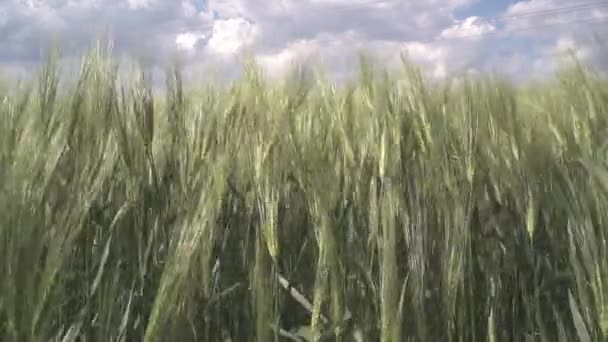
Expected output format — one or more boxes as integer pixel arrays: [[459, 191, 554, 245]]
[[272, 0, 608, 21], [441, 0, 608, 36], [303, 0, 608, 38], [495, 0, 608, 21], [435, 15, 608, 42], [303, 0, 608, 23], [420, 1, 608, 42], [263, 1, 608, 44]]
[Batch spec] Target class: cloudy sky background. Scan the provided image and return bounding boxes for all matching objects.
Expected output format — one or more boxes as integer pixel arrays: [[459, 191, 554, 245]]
[[0, 0, 607, 84]]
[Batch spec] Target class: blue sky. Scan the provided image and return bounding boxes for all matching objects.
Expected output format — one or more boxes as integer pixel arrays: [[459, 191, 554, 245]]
[[0, 0, 606, 83], [456, 0, 518, 18]]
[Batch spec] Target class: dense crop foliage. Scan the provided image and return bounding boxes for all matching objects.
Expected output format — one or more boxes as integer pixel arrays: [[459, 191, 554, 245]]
[[1, 42, 607, 341]]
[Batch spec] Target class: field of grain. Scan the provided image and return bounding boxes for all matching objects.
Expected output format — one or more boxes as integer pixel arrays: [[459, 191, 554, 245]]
[[0, 42, 607, 341]]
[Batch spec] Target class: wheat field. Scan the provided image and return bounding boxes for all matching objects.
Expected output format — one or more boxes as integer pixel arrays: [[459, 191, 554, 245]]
[[0, 41, 607, 341]]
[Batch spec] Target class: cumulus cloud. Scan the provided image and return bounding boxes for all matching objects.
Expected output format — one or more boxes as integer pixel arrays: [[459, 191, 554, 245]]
[[257, 39, 321, 78], [201, 0, 492, 79], [439, 16, 495, 40], [126, 0, 155, 10], [206, 0, 463, 48], [206, 17, 259, 56], [175, 31, 206, 51]]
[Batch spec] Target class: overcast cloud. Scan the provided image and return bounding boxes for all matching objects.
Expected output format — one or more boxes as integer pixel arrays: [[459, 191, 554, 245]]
[[0, 0, 606, 83]]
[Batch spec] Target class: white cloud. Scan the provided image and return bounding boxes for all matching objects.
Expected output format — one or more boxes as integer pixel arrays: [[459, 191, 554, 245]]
[[0, 0, 213, 64], [206, 0, 461, 48], [401, 41, 446, 63], [181, 0, 197, 17], [254, 32, 480, 81], [206, 18, 259, 56], [536, 36, 594, 71], [257, 39, 321, 77], [126, 0, 154, 10], [399, 40, 479, 78], [207, 0, 248, 18], [175, 31, 206, 51], [440, 16, 495, 40], [553, 37, 589, 58], [507, 0, 553, 14], [200, 0, 486, 79]]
